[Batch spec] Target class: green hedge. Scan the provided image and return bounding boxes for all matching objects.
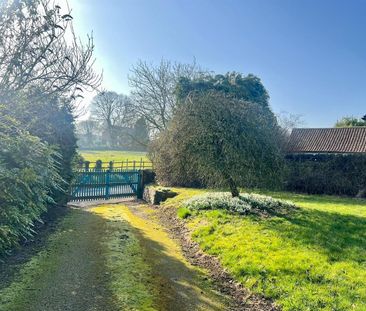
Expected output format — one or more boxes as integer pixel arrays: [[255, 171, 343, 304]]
[[285, 154, 366, 196], [0, 111, 62, 255]]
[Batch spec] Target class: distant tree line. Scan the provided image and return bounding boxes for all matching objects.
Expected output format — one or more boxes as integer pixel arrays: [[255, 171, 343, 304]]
[[77, 59, 202, 151], [77, 91, 149, 151]]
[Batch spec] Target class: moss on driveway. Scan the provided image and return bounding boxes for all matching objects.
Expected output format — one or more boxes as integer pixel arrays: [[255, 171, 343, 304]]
[[0, 203, 228, 311]]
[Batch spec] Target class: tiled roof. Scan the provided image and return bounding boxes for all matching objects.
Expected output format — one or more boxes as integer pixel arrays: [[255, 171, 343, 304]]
[[287, 128, 366, 153]]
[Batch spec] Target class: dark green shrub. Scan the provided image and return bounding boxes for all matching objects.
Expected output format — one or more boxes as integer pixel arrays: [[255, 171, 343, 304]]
[[0, 110, 62, 255], [4, 93, 77, 193], [150, 90, 284, 195], [285, 154, 366, 196]]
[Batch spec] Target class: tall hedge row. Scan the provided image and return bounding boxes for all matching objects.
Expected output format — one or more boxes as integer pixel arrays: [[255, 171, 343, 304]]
[[0, 109, 62, 255], [285, 154, 366, 196], [0, 0, 93, 255]]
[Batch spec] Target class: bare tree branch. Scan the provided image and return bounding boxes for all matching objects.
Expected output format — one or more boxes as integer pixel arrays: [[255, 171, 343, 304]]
[[0, 0, 101, 102], [128, 58, 204, 134], [90, 90, 134, 146]]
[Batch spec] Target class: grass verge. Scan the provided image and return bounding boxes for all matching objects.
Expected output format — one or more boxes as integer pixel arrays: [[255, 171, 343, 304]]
[[177, 207, 192, 219], [163, 188, 366, 311]]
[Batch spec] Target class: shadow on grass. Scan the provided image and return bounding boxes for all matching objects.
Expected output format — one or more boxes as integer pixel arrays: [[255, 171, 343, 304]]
[[264, 207, 366, 263]]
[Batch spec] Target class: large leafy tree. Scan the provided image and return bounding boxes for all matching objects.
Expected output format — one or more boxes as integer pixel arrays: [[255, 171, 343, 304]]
[[3, 91, 77, 187], [151, 90, 283, 197], [176, 72, 270, 108]]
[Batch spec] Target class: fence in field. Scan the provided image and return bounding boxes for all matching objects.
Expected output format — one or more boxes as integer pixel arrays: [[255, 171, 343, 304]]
[[75, 159, 153, 171]]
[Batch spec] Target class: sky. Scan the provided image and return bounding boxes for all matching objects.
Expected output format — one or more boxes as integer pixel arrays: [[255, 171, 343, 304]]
[[67, 0, 366, 127]]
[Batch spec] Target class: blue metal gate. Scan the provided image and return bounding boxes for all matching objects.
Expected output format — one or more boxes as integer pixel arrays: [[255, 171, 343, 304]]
[[69, 168, 142, 201]]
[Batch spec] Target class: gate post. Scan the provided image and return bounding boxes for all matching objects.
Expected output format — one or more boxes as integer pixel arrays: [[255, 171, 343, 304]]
[[85, 161, 90, 172], [137, 170, 144, 199], [105, 169, 110, 200]]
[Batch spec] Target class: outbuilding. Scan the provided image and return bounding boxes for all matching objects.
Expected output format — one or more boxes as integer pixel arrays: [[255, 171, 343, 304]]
[[285, 127, 366, 196], [287, 127, 366, 154]]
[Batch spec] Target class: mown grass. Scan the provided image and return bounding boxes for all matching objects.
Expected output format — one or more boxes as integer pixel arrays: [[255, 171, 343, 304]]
[[79, 150, 148, 163], [163, 188, 366, 311], [177, 207, 192, 219]]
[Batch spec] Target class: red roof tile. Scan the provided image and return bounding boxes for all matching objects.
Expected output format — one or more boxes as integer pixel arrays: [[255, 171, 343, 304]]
[[287, 128, 366, 153]]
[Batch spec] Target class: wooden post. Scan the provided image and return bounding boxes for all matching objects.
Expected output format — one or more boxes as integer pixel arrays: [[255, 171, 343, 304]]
[[133, 160, 136, 171], [109, 161, 113, 170], [96, 160, 102, 171], [85, 161, 90, 172]]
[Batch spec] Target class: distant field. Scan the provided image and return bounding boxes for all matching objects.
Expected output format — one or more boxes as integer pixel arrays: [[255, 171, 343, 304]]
[[79, 150, 149, 163]]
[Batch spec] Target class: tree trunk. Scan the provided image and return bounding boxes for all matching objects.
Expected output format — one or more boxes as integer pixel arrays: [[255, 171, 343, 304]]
[[228, 177, 239, 197]]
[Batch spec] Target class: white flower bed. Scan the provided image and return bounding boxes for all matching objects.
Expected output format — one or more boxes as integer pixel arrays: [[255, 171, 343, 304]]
[[182, 192, 295, 215]]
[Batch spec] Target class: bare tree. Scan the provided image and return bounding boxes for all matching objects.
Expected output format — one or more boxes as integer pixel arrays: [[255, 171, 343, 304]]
[[90, 91, 133, 146], [77, 119, 100, 147], [277, 111, 304, 134], [0, 0, 101, 100], [128, 58, 202, 133], [276, 111, 304, 150]]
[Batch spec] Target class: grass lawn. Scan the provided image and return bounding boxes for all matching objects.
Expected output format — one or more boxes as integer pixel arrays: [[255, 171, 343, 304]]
[[164, 188, 366, 311], [79, 150, 148, 163]]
